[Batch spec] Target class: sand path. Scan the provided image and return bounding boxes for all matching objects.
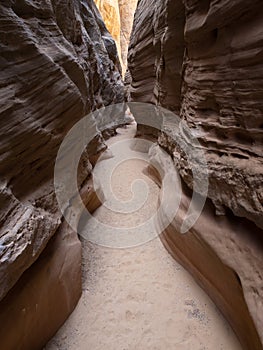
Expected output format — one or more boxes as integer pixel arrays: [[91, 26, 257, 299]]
[[46, 124, 241, 350]]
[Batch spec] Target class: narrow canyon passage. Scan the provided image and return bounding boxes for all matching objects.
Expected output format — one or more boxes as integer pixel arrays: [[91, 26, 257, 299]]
[[46, 124, 241, 350], [0, 1, 262, 349]]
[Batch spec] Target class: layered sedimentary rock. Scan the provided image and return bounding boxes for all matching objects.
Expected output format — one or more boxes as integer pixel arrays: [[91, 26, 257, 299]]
[[0, 0, 126, 347], [95, 0, 138, 72], [127, 0, 263, 229], [127, 0, 185, 107], [0, 181, 102, 350], [127, 0, 263, 347]]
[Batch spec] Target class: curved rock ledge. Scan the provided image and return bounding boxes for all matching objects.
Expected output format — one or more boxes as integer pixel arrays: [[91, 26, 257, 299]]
[[146, 145, 263, 349]]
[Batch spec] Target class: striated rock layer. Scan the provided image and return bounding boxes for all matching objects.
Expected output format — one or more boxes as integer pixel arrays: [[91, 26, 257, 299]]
[[127, 0, 263, 348], [0, 0, 127, 347], [127, 0, 263, 229], [0, 182, 102, 350]]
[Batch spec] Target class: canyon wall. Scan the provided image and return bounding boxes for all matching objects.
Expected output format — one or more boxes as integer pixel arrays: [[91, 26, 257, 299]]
[[95, 0, 138, 73], [127, 0, 263, 348], [94, 0, 122, 66], [0, 0, 127, 348], [118, 0, 138, 71], [128, 0, 263, 230]]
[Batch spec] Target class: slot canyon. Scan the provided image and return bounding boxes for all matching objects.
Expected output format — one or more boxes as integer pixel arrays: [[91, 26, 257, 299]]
[[0, 1, 262, 350]]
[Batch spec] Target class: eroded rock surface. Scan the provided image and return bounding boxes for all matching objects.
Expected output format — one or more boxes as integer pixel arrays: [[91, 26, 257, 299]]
[[127, 0, 263, 229], [148, 145, 263, 350], [0, 222, 82, 350], [0, 0, 126, 343], [127, 0, 263, 347]]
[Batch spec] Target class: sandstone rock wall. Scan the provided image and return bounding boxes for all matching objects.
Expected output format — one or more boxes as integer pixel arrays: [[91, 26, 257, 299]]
[[118, 0, 138, 71], [127, 0, 263, 347], [0, 0, 126, 346], [127, 0, 263, 230], [147, 147, 263, 350], [0, 223, 82, 350], [95, 0, 138, 73], [160, 191, 263, 350], [94, 0, 122, 65]]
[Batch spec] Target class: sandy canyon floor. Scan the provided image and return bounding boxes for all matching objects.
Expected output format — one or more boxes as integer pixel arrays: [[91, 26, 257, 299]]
[[46, 124, 241, 350]]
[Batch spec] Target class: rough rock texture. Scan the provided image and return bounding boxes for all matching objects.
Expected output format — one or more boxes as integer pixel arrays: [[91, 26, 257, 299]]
[[127, 0, 263, 347], [0, 0, 125, 331], [127, 0, 263, 230], [127, 0, 185, 107], [95, 0, 138, 73], [0, 182, 102, 350]]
